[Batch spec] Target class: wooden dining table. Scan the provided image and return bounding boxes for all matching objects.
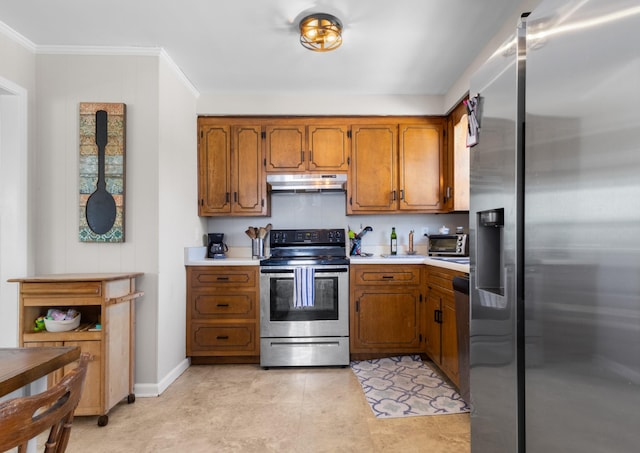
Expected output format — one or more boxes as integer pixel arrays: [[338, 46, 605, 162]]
[[0, 346, 80, 398]]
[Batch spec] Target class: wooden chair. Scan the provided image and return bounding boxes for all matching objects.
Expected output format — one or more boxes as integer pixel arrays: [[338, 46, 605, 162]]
[[0, 352, 90, 453]]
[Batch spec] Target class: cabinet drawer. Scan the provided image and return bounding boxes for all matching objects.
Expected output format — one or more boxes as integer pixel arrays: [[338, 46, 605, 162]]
[[191, 292, 257, 319], [426, 266, 465, 293], [351, 265, 421, 286], [21, 282, 102, 296], [189, 323, 258, 355], [189, 267, 257, 288]]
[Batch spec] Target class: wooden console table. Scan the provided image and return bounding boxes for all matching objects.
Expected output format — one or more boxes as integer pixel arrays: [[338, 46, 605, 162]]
[[9, 273, 143, 426]]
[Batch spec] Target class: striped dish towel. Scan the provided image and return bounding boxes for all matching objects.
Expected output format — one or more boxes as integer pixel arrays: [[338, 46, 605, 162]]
[[293, 267, 315, 308]]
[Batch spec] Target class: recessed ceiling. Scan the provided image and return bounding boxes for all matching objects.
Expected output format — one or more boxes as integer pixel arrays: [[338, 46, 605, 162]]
[[0, 0, 521, 96]]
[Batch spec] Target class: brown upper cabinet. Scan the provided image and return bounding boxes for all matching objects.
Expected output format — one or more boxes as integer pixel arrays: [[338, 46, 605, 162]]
[[348, 118, 446, 214], [445, 99, 470, 211], [197, 116, 452, 217], [198, 120, 269, 216], [264, 124, 349, 173]]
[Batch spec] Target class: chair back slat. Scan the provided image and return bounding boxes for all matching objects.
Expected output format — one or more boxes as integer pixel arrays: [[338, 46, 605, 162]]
[[0, 353, 89, 453]]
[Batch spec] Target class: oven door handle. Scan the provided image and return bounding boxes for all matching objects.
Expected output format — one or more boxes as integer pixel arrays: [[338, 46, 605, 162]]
[[260, 267, 348, 274]]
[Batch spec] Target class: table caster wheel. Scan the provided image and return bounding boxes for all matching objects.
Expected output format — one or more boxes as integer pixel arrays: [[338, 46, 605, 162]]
[[97, 415, 109, 427], [127, 393, 136, 404]]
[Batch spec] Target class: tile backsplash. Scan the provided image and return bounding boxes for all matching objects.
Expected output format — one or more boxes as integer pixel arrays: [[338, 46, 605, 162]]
[[205, 192, 469, 251]]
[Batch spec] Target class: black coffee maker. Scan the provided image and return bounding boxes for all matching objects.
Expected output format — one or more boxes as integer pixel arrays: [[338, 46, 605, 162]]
[[207, 233, 228, 259]]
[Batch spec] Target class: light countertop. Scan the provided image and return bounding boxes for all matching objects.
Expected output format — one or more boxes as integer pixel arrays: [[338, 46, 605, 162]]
[[184, 247, 259, 266], [185, 247, 469, 273], [349, 255, 469, 273]]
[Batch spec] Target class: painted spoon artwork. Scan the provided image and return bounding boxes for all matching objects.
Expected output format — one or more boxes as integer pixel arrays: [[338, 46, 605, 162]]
[[86, 109, 116, 234]]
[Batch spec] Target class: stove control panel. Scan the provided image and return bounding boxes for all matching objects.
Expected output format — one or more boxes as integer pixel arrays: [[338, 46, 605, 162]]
[[270, 229, 345, 246]]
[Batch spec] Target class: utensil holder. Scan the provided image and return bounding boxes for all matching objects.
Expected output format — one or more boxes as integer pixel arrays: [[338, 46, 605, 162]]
[[252, 238, 265, 259], [350, 238, 361, 256]]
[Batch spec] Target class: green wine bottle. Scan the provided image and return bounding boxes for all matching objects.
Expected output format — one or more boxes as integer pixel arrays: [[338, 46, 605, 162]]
[[390, 227, 397, 255]]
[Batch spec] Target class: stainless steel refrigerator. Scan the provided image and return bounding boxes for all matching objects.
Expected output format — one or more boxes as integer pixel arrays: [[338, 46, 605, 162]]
[[469, 1, 640, 452]]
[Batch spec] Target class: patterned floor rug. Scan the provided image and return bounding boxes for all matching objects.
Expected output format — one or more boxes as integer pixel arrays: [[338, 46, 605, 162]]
[[350, 355, 469, 418]]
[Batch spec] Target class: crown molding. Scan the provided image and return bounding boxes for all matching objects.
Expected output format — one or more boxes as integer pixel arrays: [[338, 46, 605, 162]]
[[0, 21, 199, 98], [36, 45, 163, 56], [158, 48, 200, 99], [35, 45, 199, 98], [0, 20, 37, 52]]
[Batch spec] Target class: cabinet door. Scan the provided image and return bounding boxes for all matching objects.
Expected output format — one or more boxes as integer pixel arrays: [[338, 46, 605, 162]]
[[424, 291, 441, 362], [24, 341, 65, 386], [62, 340, 102, 416], [307, 125, 349, 172], [265, 125, 306, 172], [445, 100, 470, 211], [440, 297, 459, 385], [351, 287, 421, 352], [232, 125, 267, 215], [23, 340, 102, 415], [399, 122, 444, 211], [348, 124, 397, 213], [198, 124, 231, 215]]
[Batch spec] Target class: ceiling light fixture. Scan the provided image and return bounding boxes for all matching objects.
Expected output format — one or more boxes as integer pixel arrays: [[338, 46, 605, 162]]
[[299, 13, 343, 52]]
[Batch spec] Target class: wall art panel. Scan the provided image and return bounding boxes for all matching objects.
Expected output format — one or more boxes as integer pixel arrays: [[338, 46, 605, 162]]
[[79, 102, 126, 242]]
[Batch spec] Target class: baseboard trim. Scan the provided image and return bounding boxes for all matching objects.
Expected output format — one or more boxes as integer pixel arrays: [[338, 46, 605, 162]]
[[133, 357, 191, 397]]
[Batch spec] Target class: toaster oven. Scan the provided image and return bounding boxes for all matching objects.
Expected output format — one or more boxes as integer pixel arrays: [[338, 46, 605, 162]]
[[428, 233, 469, 256]]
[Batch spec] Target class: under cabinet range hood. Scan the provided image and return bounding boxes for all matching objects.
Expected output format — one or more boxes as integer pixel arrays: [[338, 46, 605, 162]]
[[267, 174, 347, 193]]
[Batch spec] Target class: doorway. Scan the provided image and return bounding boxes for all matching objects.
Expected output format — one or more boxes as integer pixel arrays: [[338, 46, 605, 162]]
[[0, 77, 28, 347]]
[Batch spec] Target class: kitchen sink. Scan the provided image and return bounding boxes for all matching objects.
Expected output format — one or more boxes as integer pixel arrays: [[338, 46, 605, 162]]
[[379, 254, 427, 258], [429, 256, 470, 264]]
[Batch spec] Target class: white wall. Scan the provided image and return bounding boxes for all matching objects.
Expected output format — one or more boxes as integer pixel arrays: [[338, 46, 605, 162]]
[[444, 0, 543, 111], [34, 53, 162, 386], [208, 194, 469, 256], [2, 49, 199, 393], [198, 94, 444, 116], [0, 30, 36, 347], [157, 57, 203, 388]]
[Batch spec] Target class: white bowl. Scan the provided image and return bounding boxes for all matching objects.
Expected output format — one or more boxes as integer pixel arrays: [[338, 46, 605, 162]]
[[44, 313, 81, 332]]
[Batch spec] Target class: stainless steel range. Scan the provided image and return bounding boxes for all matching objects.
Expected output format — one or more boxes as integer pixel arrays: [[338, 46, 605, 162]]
[[259, 228, 349, 367]]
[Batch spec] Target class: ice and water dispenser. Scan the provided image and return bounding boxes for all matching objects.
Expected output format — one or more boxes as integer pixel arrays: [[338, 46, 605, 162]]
[[476, 208, 505, 296]]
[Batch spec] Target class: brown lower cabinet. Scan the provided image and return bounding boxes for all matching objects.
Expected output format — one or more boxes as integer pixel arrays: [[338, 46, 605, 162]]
[[349, 264, 424, 359], [184, 263, 467, 389], [186, 266, 260, 364], [11, 273, 143, 426], [423, 265, 467, 387]]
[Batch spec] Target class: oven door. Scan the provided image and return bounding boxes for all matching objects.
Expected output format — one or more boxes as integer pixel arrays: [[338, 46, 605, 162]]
[[259, 265, 349, 338]]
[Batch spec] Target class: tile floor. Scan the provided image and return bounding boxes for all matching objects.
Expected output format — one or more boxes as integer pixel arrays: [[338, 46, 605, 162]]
[[56, 364, 470, 453]]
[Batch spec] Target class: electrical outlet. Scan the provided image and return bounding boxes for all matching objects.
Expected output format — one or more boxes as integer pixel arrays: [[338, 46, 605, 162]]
[[422, 227, 429, 236]]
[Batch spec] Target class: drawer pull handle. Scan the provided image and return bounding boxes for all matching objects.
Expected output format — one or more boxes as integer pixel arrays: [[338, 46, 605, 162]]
[[216, 303, 229, 307], [382, 276, 394, 279], [216, 277, 230, 281], [216, 335, 229, 340]]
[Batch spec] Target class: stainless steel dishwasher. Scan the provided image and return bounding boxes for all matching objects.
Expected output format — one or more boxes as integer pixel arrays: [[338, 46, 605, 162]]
[[453, 275, 470, 404]]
